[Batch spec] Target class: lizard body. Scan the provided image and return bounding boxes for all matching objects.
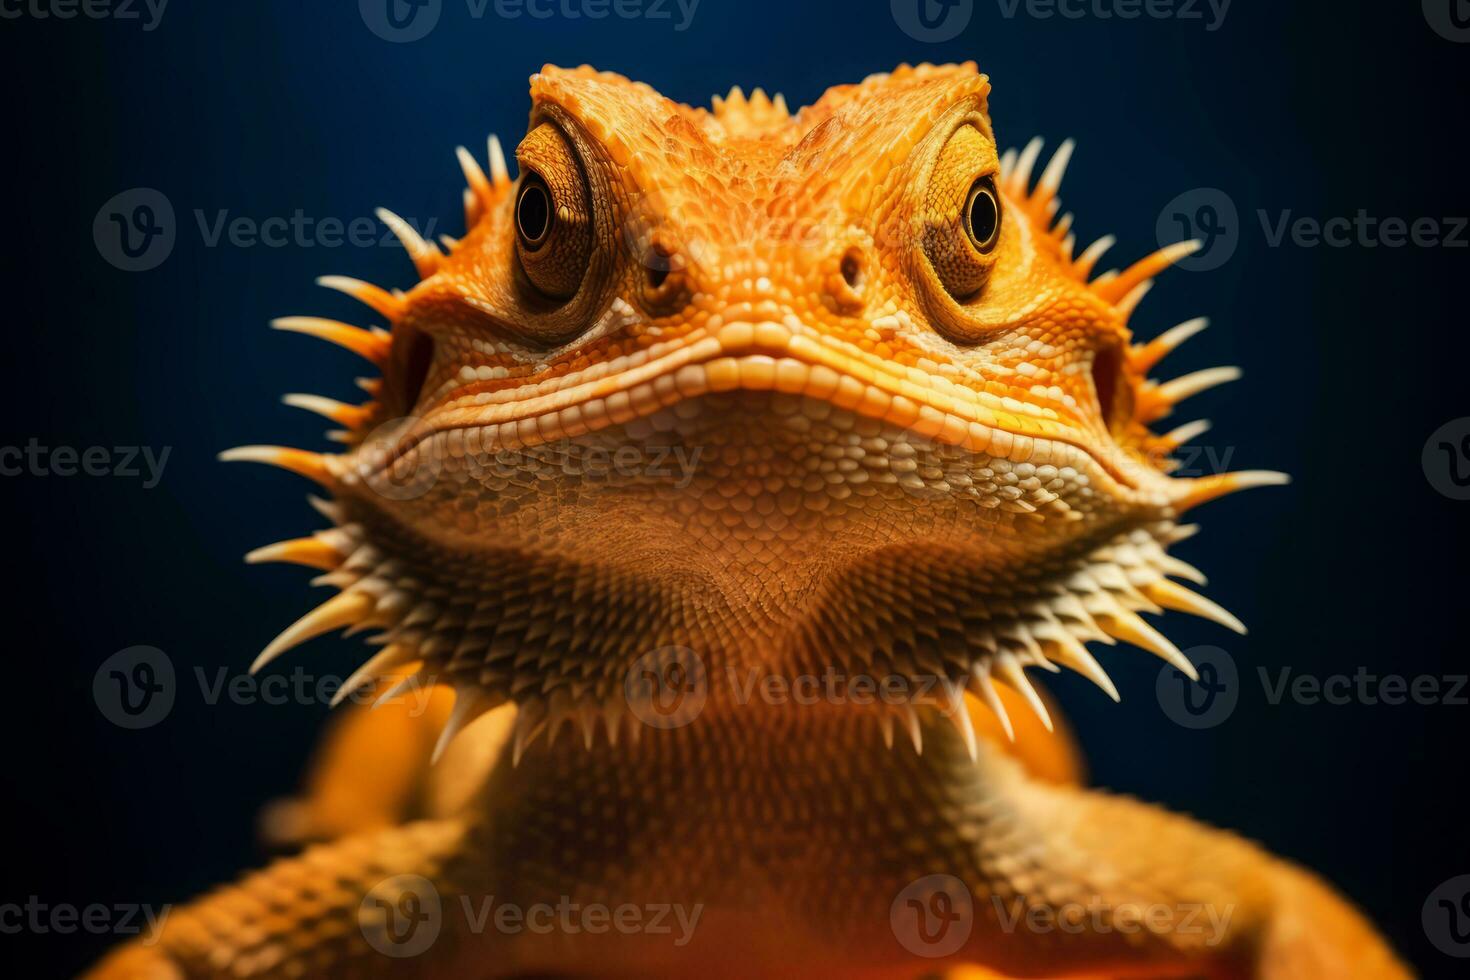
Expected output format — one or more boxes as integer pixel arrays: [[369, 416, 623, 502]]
[[90, 64, 1408, 979]]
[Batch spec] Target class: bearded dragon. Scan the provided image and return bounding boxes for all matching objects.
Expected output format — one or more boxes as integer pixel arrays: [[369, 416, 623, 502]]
[[89, 64, 1410, 979]]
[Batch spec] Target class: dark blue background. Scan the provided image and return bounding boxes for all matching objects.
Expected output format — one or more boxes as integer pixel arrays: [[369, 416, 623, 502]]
[[3, 1, 1467, 975]]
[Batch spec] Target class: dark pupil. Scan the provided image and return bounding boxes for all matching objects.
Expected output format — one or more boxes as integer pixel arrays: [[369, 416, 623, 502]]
[[517, 180, 551, 249], [968, 181, 999, 249]]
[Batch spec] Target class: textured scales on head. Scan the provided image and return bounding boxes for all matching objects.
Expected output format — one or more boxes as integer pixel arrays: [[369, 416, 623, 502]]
[[223, 63, 1286, 763]]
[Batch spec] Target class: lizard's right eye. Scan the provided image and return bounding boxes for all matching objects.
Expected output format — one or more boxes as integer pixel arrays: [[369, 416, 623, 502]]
[[514, 124, 593, 300], [921, 125, 1003, 302], [515, 176, 552, 251]]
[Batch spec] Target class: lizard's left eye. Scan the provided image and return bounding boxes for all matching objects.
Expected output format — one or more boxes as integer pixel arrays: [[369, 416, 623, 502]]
[[514, 123, 593, 301], [965, 177, 1001, 253]]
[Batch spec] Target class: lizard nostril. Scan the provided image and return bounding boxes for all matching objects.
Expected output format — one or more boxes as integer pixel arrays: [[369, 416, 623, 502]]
[[831, 247, 867, 312], [840, 249, 865, 292], [640, 241, 688, 309]]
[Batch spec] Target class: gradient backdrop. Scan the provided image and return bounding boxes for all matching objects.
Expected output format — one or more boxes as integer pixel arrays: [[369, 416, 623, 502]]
[[3, 1, 1468, 975]]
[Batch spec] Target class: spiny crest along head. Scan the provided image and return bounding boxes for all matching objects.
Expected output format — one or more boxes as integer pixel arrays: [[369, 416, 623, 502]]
[[226, 64, 1285, 757]]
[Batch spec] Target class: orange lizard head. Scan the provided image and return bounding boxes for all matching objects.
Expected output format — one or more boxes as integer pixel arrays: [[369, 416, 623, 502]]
[[228, 64, 1285, 753]]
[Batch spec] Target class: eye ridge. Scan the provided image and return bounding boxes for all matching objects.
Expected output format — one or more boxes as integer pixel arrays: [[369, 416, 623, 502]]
[[964, 176, 1001, 253], [515, 176, 553, 252]]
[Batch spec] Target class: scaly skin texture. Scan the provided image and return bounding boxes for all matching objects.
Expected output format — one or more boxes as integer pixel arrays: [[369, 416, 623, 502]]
[[90, 64, 1410, 979]]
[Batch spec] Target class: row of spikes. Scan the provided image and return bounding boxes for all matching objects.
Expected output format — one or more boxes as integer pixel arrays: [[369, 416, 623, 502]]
[[237, 510, 1246, 765], [259, 137, 515, 446], [999, 135, 1201, 317], [998, 136, 1286, 504]]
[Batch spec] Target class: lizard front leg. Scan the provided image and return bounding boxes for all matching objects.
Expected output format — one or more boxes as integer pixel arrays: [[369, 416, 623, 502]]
[[896, 714, 1410, 979], [84, 819, 483, 980]]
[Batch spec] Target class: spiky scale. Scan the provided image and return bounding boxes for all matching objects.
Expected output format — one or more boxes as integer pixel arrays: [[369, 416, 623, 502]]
[[315, 275, 403, 320], [218, 446, 334, 487], [431, 689, 501, 763], [252, 591, 376, 674], [272, 317, 390, 365], [970, 664, 1015, 741], [1144, 578, 1247, 635], [245, 535, 344, 571], [332, 644, 422, 707], [1096, 608, 1198, 682], [1093, 239, 1202, 305], [375, 208, 441, 279]]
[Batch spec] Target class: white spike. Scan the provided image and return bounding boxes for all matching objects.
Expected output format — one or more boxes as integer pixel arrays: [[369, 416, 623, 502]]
[[993, 654, 1053, 732], [463, 188, 481, 227], [455, 145, 491, 203], [332, 645, 421, 708], [544, 689, 575, 747], [1144, 317, 1210, 364], [1116, 280, 1153, 320], [576, 705, 598, 750], [878, 711, 895, 749], [252, 592, 374, 674], [1036, 138, 1075, 197], [1098, 609, 1199, 682], [1157, 554, 1209, 586], [511, 699, 547, 766], [1076, 234, 1116, 273], [1163, 418, 1212, 447], [488, 134, 510, 187], [602, 701, 623, 747], [1157, 367, 1242, 405], [999, 147, 1018, 179], [282, 393, 355, 423], [944, 693, 978, 762], [1040, 629, 1121, 703], [971, 664, 1014, 741], [1012, 137, 1044, 193], [375, 207, 440, 278], [1146, 579, 1248, 635], [373, 670, 428, 708], [901, 704, 923, 755], [432, 690, 500, 764]]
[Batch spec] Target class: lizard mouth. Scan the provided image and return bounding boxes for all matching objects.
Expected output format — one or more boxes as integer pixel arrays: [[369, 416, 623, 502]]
[[359, 319, 1161, 499]]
